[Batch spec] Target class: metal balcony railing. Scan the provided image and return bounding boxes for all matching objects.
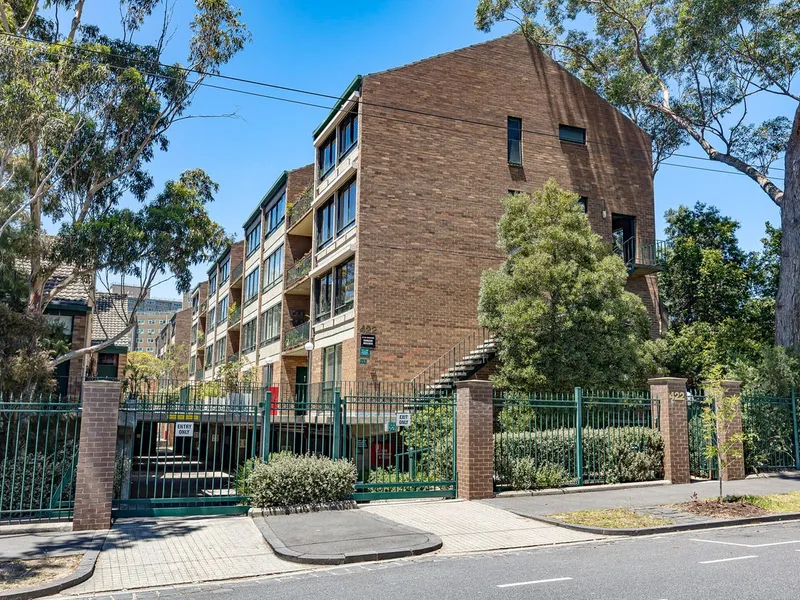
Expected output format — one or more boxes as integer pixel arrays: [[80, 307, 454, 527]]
[[231, 261, 243, 283], [283, 321, 310, 351], [285, 252, 312, 288], [287, 186, 313, 229], [199, 299, 208, 314], [614, 238, 670, 274], [229, 304, 241, 326]]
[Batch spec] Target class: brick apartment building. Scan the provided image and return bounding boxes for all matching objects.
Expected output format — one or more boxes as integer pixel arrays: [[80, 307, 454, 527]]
[[186, 33, 662, 391], [154, 306, 193, 365], [111, 285, 185, 356]]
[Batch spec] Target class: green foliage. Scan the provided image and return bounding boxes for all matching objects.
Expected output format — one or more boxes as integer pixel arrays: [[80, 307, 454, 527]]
[[701, 369, 746, 499], [510, 459, 569, 491], [0, 448, 76, 517], [401, 401, 454, 481], [479, 180, 649, 392], [247, 454, 356, 507], [366, 466, 439, 492]]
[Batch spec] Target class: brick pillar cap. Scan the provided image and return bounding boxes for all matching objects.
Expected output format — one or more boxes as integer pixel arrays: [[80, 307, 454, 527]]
[[455, 380, 494, 390], [648, 377, 688, 385], [84, 379, 124, 389]]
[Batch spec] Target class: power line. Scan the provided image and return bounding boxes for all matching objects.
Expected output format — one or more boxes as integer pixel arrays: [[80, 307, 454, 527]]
[[1, 30, 787, 175]]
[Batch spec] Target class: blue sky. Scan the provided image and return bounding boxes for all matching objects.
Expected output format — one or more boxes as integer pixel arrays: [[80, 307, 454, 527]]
[[82, 0, 785, 299]]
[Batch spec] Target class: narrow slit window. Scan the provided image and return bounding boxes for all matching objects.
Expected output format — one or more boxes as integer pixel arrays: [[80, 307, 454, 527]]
[[507, 117, 522, 165], [559, 124, 586, 144]]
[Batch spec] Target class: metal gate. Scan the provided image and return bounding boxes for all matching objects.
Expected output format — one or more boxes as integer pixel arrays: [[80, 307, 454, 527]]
[[266, 383, 457, 500], [0, 394, 81, 525], [113, 387, 261, 518], [687, 389, 716, 479]]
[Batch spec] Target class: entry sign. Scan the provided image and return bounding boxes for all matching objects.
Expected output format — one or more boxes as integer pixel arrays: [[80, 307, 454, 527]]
[[175, 422, 194, 437], [360, 334, 376, 349], [396, 412, 411, 427]]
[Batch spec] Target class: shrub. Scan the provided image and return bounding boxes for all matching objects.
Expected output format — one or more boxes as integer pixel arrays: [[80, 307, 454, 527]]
[[0, 448, 77, 517], [366, 466, 438, 492], [510, 458, 569, 490], [248, 454, 356, 507], [113, 452, 132, 498]]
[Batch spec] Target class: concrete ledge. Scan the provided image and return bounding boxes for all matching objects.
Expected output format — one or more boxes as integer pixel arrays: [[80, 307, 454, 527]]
[[248, 500, 357, 517], [495, 480, 671, 498], [0, 523, 72, 537], [0, 547, 100, 600], [521, 512, 800, 537]]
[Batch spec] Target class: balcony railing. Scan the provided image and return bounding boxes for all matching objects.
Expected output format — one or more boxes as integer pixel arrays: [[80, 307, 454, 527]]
[[614, 238, 670, 275], [287, 186, 313, 229], [228, 352, 240, 363], [199, 299, 208, 314], [285, 252, 312, 288], [231, 261, 243, 283], [283, 321, 310, 351], [229, 304, 241, 326]]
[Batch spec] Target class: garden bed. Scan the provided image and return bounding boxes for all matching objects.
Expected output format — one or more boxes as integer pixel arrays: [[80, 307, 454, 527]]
[[0, 556, 81, 591]]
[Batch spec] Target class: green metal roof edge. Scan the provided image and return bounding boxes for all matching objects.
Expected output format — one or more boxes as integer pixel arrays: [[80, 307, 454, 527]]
[[312, 75, 363, 140], [243, 171, 289, 229], [45, 301, 92, 314], [98, 344, 128, 354]]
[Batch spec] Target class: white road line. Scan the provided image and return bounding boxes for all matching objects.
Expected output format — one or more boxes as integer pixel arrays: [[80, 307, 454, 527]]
[[699, 555, 758, 564], [497, 577, 573, 588], [691, 538, 800, 548]]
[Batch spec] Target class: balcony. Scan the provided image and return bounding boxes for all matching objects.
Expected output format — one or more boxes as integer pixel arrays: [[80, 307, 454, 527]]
[[287, 186, 313, 231], [231, 261, 243, 285], [285, 252, 312, 289], [199, 299, 208, 314], [615, 238, 670, 277], [283, 321, 310, 353], [228, 304, 241, 328]]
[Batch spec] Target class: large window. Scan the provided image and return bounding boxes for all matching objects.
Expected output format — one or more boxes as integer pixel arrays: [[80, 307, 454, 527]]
[[246, 222, 261, 257], [336, 178, 357, 234], [189, 355, 196, 376], [262, 363, 274, 387], [334, 258, 355, 315], [317, 199, 335, 249], [205, 345, 213, 367], [220, 259, 230, 283], [559, 124, 586, 144], [265, 193, 286, 237], [191, 324, 197, 344], [260, 302, 281, 346], [314, 272, 333, 322], [217, 295, 228, 324], [508, 116, 522, 165], [262, 245, 284, 290], [339, 110, 358, 159], [208, 307, 216, 330], [242, 318, 257, 353], [215, 338, 226, 363], [322, 343, 342, 385], [244, 267, 260, 305], [318, 133, 336, 179]]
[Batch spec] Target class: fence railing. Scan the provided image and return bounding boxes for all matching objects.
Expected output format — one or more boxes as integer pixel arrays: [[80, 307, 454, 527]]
[[283, 321, 310, 351], [1, 394, 82, 525], [410, 325, 495, 393], [741, 390, 799, 474], [287, 186, 313, 229], [686, 389, 716, 479], [614, 237, 670, 271], [285, 252, 312, 288], [493, 388, 661, 489]]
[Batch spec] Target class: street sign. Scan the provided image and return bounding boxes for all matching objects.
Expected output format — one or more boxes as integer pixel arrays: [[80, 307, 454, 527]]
[[360, 334, 376, 349], [385, 421, 397, 432], [359, 348, 371, 357], [175, 422, 194, 437], [396, 412, 411, 427]]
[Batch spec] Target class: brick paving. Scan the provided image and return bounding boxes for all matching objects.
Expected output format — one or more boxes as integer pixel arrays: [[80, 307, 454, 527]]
[[360, 499, 601, 553], [64, 516, 305, 595]]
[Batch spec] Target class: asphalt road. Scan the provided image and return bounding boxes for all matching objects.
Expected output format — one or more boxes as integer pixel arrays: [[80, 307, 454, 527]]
[[65, 520, 800, 600]]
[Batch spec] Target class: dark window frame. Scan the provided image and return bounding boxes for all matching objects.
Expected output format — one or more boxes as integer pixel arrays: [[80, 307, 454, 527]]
[[314, 272, 333, 323], [559, 124, 586, 144], [507, 116, 522, 165], [338, 109, 359, 160], [316, 199, 335, 250], [246, 222, 261, 257], [336, 177, 357, 235], [265, 192, 286, 237], [334, 258, 355, 315], [262, 245, 284, 290], [244, 267, 260, 306], [318, 133, 337, 180]]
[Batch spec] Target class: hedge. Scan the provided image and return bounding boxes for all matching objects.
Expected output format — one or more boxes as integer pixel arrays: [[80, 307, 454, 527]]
[[248, 454, 356, 507]]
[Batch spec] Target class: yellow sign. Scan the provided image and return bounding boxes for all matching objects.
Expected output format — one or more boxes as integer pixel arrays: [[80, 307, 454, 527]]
[[168, 413, 201, 421]]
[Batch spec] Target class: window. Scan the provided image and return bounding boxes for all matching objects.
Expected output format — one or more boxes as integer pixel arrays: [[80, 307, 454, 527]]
[[244, 267, 260, 305], [209, 274, 217, 294], [147, 338, 154, 343], [217, 295, 229, 324], [314, 272, 333, 322], [260, 302, 281, 346], [205, 345, 213, 367], [339, 109, 358, 158], [149, 319, 155, 324], [266, 193, 286, 236], [322, 343, 342, 385], [508, 116, 522, 165], [336, 178, 357, 234], [191, 324, 197, 344], [246, 222, 261, 257], [318, 133, 336, 179], [262, 363, 274, 387], [189, 356, 196, 375], [208, 307, 216, 330], [220, 259, 230, 283], [138, 319, 144, 324], [242, 318, 257, 353], [317, 199, 334, 249], [215, 338, 226, 363], [262, 245, 283, 290], [334, 259, 355, 315], [578, 196, 588, 213], [148, 329, 154, 334], [559, 124, 586, 144]]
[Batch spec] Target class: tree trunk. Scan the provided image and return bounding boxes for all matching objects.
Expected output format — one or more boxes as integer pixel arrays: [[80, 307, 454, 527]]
[[776, 103, 800, 349]]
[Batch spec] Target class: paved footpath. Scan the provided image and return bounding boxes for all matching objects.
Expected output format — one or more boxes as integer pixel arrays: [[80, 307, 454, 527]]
[[64, 515, 306, 595], [360, 499, 600, 553], [485, 473, 800, 518]]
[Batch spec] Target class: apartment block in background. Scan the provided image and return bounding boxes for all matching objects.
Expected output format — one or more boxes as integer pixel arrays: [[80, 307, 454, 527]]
[[112, 284, 184, 356]]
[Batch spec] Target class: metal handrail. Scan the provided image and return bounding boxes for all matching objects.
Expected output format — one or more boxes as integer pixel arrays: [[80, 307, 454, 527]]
[[614, 237, 670, 269], [231, 262, 243, 283], [285, 252, 312, 288], [283, 321, 310, 351], [287, 186, 313, 228], [410, 325, 494, 392]]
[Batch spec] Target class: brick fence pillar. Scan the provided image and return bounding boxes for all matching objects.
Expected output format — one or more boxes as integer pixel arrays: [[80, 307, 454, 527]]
[[455, 380, 494, 500], [73, 379, 122, 531], [649, 377, 690, 484], [717, 380, 746, 482]]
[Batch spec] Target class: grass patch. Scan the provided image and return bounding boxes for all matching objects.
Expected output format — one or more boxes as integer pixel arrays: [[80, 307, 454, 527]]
[[0, 556, 81, 590], [547, 508, 673, 529], [741, 490, 800, 514]]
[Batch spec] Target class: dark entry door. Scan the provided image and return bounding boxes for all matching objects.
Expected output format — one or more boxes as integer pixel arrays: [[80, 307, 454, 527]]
[[294, 366, 308, 412], [612, 214, 636, 265]]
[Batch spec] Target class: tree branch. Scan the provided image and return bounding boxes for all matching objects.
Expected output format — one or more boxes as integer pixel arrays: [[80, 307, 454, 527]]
[[50, 322, 134, 367], [18, 0, 39, 34], [67, 0, 86, 42]]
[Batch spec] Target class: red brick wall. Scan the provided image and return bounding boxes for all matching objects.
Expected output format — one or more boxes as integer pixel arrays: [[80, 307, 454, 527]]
[[456, 380, 494, 499], [649, 377, 690, 484], [353, 33, 657, 382]]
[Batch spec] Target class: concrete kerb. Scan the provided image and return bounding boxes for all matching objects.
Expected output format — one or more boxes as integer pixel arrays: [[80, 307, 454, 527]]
[[516, 511, 800, 537], [248, 500, 358, 517], [0, 531, 106, 600], [495, 479, 671, 498]]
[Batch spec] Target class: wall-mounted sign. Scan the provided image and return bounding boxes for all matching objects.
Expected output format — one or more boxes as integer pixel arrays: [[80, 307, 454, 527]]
[[396, 412, 411, 427], [360, 334, 376, 349], [175, 422, 194, 437], [359, 348, 371, 357], [360, 358, 368, 364], [385, 421, 397, 433]]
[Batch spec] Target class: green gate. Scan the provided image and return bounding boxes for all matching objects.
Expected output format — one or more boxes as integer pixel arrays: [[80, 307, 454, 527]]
[[0, 394, 81, 525], [741, 391, 800, 473], [265, 383, 457, 500], [687, 389, 716, 479], [113, 386, 261, 518]]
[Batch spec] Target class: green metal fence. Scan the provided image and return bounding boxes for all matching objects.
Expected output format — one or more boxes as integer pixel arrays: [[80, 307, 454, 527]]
[[687, 389, 716, 479], [493, 388, 661, 489], [264, 381, 457, 500], [741, 390, 799, 474], [113, 382, 261, 518], [0, 393, 81, 525]]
